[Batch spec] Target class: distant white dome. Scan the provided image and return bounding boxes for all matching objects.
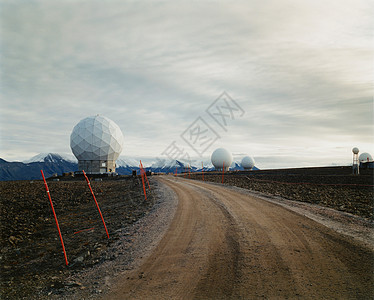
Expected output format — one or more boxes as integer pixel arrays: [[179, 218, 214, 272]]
[[241, 156, 255, 170], [70, 115, 124, 161], [352, 147, 359, 154], [211, 148, 233, 170], [359, 152, 373, 163]]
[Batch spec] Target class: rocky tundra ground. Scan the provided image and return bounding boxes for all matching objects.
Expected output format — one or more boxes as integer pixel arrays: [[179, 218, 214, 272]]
[[0, 166, 373, 299], [1, 176, 155, 299]]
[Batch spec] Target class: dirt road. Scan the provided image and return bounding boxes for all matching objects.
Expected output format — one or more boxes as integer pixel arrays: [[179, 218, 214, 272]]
[[106, 176, 373, 299]]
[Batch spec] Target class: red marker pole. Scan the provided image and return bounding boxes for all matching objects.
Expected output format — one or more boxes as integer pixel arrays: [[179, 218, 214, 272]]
[[139, 166, 147, 201], [175, 167, 177, 177], [41, 170, 68, 265], [188, 165, 190, 178], [202, 162, 204, 181], [82, 170, 109, 239], [140, 160, 150, 190], [222, 162, 225, 184]]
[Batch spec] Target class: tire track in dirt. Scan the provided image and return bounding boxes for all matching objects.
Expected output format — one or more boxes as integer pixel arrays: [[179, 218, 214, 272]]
[[185, 178, 374, 299], [106, 176, 374, 299], [106, 176, 241, 299]]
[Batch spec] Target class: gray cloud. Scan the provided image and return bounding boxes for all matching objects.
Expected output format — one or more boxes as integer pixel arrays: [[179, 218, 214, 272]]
[[1, 0, 373, 167]]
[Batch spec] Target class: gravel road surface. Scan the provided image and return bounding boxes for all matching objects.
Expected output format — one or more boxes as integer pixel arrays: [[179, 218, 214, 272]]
[[105, 176, 373, 299]]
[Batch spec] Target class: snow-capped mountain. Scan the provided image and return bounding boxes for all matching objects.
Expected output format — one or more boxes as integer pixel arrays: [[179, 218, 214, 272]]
[[147, 159, 252, 173], [116, 157, 140, 168], [148, 159, 189, 174], [1, 153, 258, 180], [150, 159, 184, 169], [24, 153, 77, 164], [1, 153, 78, 181]]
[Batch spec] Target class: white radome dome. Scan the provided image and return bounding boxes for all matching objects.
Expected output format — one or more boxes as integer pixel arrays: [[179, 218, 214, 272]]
[[241, 156, 255, 170], [211, 148, 233, 170], [70, 115, 124, 161], [352, 147, 359, 154], [359, 152, 373, 163]]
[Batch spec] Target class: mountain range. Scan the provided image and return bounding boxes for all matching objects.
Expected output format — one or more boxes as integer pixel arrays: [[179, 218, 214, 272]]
[[0, 154, 78, 181], [0, 153, 257, 181]]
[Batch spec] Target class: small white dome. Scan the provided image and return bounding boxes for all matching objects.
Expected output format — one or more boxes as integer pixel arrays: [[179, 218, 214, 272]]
[[359, 152, 373, 163], [70, 115, 124, 161], [352, 147, 359, 154], [211, 148, 233, 170], [241, 156, 255, 170]]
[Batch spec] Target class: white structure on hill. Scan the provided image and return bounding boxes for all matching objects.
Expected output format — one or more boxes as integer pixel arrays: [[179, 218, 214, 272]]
[[241, 156, 255, 170], [359, 152, 373, 169], [352, 147, 359, 175], [359, 152, 373, 163], [70, 115, 124, 174], [211, 148, 233, 171]]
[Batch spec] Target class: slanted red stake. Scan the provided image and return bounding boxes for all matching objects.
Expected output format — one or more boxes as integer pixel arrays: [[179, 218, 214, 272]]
[[82, 170, 109, 239], [140, 160, 150, 190], [40, 170, 69, 265], [222, 162, 225, 184], [139, 165, 147, 201]]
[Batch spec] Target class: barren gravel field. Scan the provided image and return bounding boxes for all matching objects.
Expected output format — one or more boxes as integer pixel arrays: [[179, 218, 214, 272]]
[[0, 176, 157, 299], [188, 166, 374, 218], [1, 166, 373, 299], [106, 176, 373, 299]]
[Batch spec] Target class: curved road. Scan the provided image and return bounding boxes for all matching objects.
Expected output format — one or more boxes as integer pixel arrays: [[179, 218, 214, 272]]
[[107, 176, 373, 299]]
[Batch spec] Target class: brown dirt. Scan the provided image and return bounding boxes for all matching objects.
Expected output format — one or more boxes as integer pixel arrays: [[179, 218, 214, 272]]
[[1, 167, 373, 299], [106, 176, 374, 299], [0, 176, 155, 299], [188, 166, 374, 219]]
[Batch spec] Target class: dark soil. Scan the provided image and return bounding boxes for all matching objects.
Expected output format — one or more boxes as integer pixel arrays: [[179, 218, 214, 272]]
[[187, 166, 374, 219], [0, 175, 155, 299], [1, 166, 373, 299]]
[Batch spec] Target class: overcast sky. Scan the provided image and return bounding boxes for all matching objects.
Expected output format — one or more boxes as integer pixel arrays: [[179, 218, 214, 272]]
[[1, 0, 373, 168]]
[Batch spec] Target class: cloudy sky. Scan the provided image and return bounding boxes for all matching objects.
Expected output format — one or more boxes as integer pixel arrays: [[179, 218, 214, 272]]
[[1, 0, 373, 168]]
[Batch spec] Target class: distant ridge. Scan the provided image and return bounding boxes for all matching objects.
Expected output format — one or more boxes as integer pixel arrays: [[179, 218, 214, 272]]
[[23, 153, 77, 164], [0, 153, 258, 181], [0, 154, 77, 181]]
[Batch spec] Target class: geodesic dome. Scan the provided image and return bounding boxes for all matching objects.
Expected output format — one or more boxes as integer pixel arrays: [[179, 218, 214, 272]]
[[70, 115, 124, 161], [359, 152, 373, 163], [211, 148, 233, 170], [241, 156, 255, 170]]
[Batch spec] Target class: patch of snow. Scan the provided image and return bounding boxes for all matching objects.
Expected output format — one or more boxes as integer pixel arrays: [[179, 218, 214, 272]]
[[20, 154, 251, 171], [24, 153, 77, 163], [116, 157, 139, 168], [150, 159, 179, 169], [58, 153, 78, 163]]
